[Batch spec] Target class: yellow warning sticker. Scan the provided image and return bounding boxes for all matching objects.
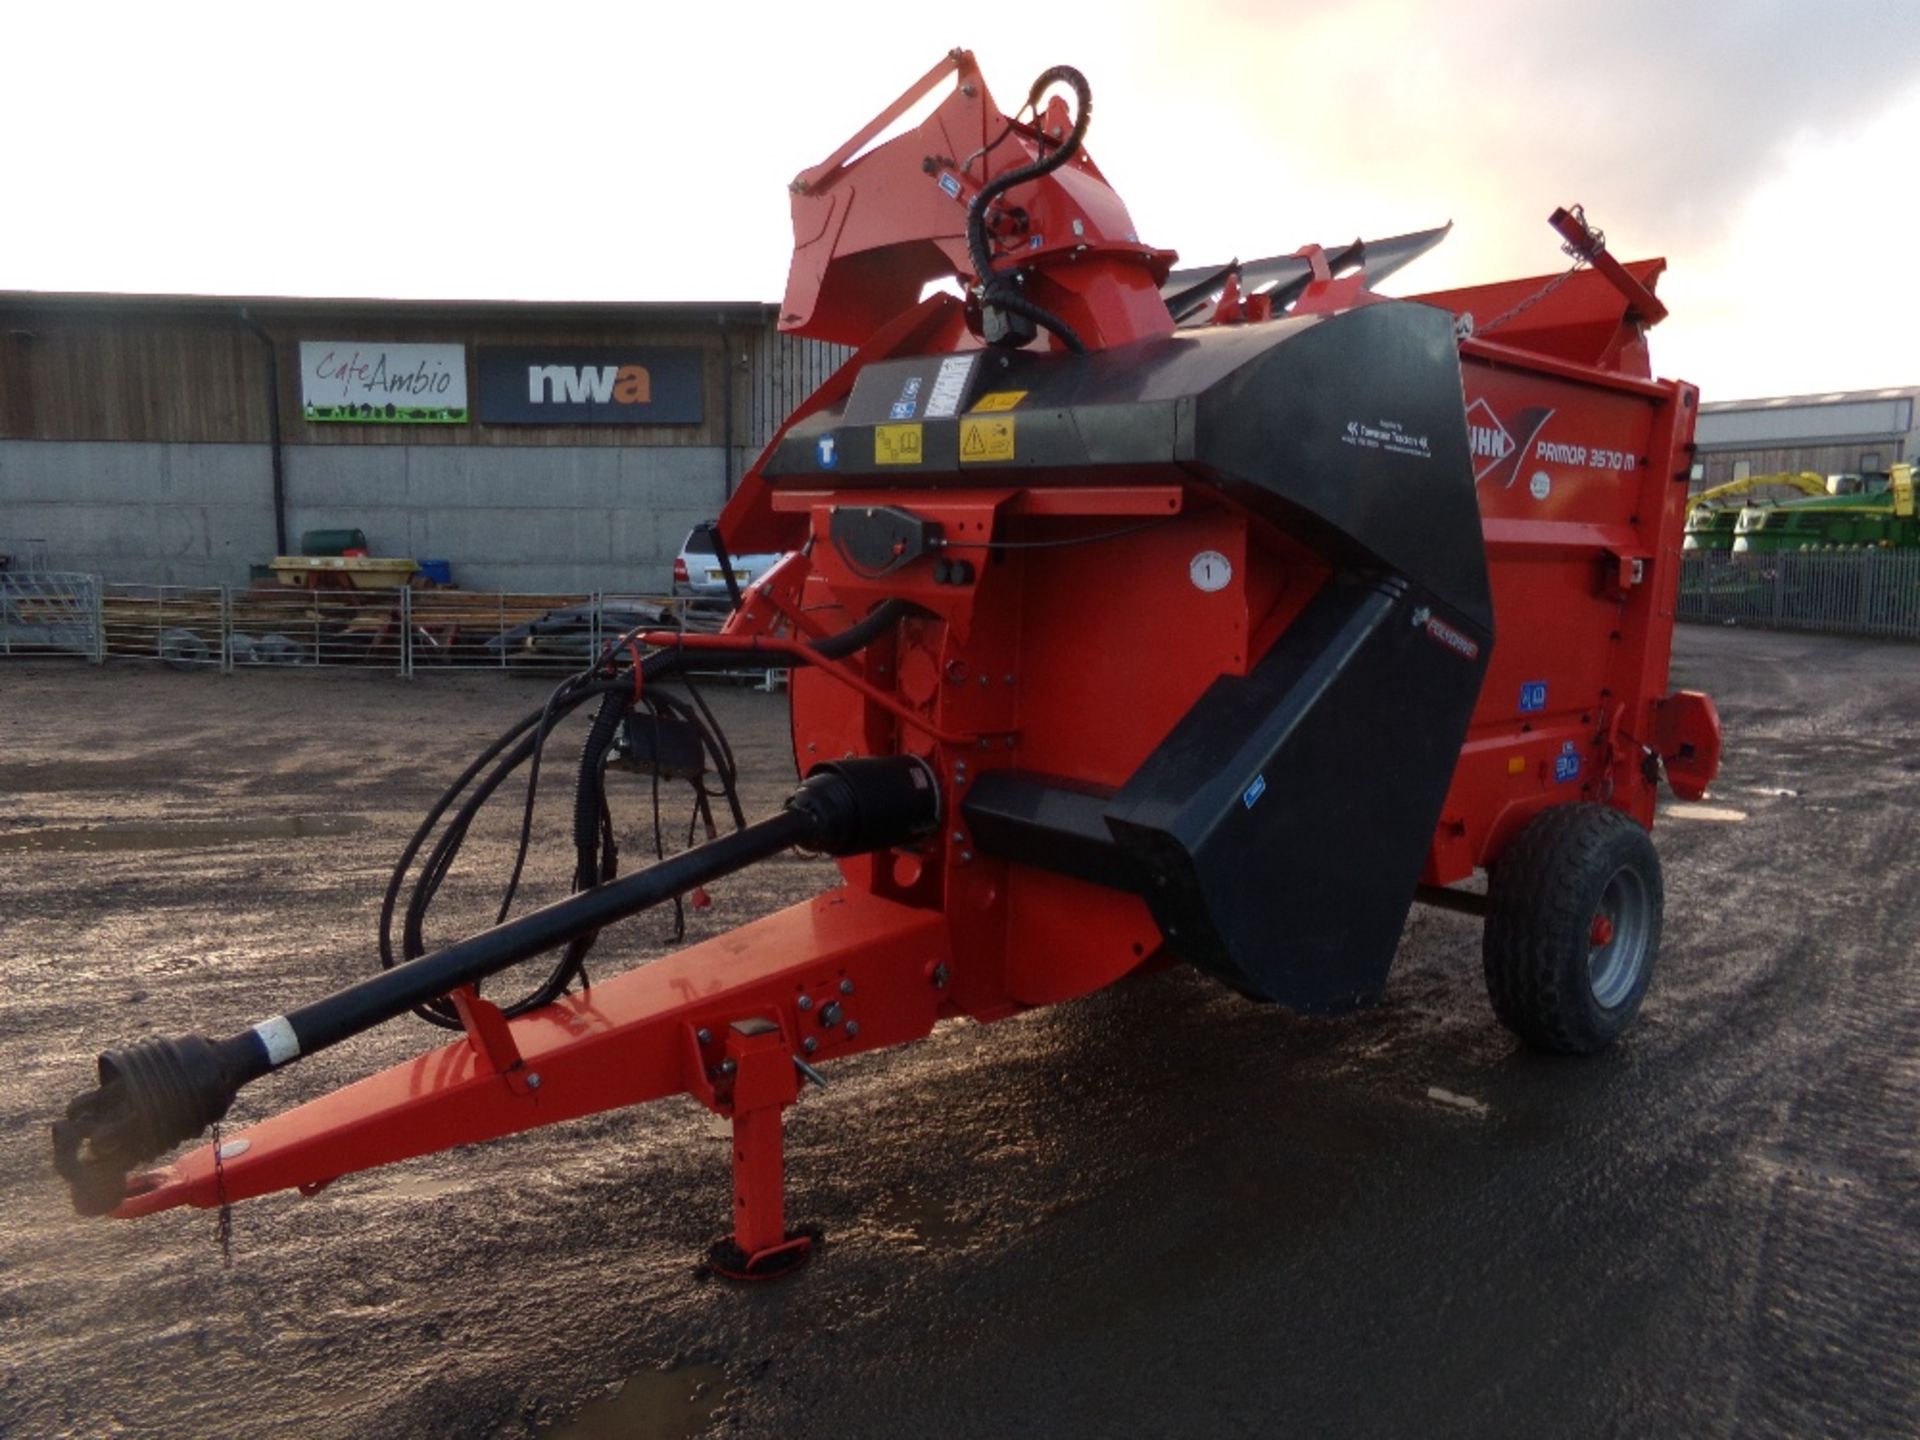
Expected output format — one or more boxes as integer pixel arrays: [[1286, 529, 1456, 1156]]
[[959, 416, 1015, 463], [969, 390, 1027, 413], [873, 423, 924, 465]]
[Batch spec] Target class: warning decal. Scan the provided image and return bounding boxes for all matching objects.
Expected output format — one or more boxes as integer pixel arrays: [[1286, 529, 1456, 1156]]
[[969, 390, 1027, 413], [959, 416, 1015, 464], [923, 354, 977, 418], [874, 423, 924, 465]]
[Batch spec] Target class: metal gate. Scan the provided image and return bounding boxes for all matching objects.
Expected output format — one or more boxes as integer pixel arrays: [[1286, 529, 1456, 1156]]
[[0, 566, 100, 658]]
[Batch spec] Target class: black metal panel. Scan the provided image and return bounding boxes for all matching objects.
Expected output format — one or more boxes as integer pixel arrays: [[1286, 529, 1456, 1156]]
[[1187, 302, 1491, 633], [961, 771, 1141, 892], [1104, 572, 1489, 1012], [762, 302, 1490, 630]]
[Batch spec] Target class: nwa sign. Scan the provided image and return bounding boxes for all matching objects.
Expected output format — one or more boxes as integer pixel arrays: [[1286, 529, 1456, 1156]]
[[477, 347, 705, 425]]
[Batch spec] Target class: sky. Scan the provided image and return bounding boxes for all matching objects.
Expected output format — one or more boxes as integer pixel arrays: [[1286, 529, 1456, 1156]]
[[5, 0, 1919, 402]]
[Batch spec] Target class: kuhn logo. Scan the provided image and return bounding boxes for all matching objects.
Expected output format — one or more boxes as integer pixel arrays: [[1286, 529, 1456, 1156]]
[[1466, 396, 1556, 489], [1465, 398, 1513, 479], [528, 364, 651, 406]]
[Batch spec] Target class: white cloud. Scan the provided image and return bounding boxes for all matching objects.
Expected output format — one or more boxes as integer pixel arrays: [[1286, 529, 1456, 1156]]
[[1656, 85, 1920, 397], [4, 0, 1917, 397]]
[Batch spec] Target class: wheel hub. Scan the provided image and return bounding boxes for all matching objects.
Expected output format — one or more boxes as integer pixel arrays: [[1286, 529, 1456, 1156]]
[[1586, 865, 1652, 1010]]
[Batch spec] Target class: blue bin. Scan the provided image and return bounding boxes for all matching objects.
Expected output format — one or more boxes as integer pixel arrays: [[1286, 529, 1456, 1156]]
[[416, 558, 453, 586]]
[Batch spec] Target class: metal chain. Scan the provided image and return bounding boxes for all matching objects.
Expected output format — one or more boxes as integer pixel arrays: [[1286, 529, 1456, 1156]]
[[1469, 258, 1587, 339], [1469, 206, 1605, 339], [210, 1119, 233, 1268]]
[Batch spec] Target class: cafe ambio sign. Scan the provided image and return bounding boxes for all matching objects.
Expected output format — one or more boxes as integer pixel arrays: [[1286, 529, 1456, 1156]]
[[298, 342, 468, 425]]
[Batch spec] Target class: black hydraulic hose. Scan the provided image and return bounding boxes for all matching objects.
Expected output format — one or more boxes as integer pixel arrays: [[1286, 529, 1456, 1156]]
[[813, 596, 917, 658], [394, 672, 643, 1027], [558, 596, 921, 907], [561, 595, 921, 880], [378, 677, 624, 975], [562, 598, 919, 868], [547, 680, 635, 976], [395, 698, 600, 1006], [393, 599, 928, 1029], [560, 599, 917, 879], [384, 667, 642, 1029], [966, 65, 1093, 354], [672, 683, 748, 831], [573, 689, 628, 864], [989, 291, 1088, 354], [965, 66, 1093, 281]]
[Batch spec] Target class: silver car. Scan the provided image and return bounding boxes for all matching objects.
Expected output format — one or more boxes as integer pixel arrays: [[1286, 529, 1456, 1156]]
[[671, 525, 785, 599]]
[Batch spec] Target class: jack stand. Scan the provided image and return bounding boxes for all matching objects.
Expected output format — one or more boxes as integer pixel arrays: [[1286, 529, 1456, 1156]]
[[705, 1019, 817, 1281]]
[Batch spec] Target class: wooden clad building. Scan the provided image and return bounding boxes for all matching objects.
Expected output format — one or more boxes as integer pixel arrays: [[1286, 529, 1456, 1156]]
[[0, 292, 848, 591]]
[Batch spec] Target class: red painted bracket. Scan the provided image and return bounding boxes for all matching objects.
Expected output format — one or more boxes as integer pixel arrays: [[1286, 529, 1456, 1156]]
[[1653, 690, 1722, 801], [450, 986, 537, 1096], [1550, 205, 1669, 327]]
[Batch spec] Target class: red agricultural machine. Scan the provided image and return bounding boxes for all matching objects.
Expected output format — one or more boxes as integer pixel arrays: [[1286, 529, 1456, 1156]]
[[55, 52, 1720, 1278]]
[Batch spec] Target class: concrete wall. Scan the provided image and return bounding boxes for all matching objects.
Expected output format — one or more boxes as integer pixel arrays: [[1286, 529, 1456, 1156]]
[[0, 439, 275, 586], [0, 439, 728, 593], [284, 443, 727, 593]]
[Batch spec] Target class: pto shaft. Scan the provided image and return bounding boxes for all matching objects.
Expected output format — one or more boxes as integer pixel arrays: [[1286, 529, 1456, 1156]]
[[53, 757, 938, 1215]]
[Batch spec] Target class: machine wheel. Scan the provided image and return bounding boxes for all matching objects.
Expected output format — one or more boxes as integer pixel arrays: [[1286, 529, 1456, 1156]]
[[1482, 803, 1663, 1054]]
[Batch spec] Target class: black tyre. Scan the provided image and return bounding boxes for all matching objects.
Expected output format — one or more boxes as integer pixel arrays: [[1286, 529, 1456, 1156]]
[[256, 632, 302, 666], [1483, 803, 1664, 1054], [158, 627, 209, 671]]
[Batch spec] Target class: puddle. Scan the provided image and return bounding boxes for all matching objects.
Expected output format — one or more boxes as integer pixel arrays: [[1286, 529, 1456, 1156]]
[[545, 1363, 727, 1440], [1662, 804, 1748, 824], [872, 1186, 977, 1249], [0, 814, 369, 852], [1425, 1086, 1491, 1119], [1750, 1143, 1866, 1192]]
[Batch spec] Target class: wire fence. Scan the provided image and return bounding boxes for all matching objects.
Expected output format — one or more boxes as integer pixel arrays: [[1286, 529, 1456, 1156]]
[[2, 575, 751, 677], [1678, 550, 1920, 641]]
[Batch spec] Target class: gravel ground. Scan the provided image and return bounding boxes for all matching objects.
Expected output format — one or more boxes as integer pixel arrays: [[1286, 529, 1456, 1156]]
[[1, 625, 1915, 1439]]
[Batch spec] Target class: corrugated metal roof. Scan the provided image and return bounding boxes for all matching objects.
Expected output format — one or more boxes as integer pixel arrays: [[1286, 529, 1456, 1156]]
[[1696, 394, 1914, 448], [0, 290, 778, 325], [1699, 384, 1920, 412]]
